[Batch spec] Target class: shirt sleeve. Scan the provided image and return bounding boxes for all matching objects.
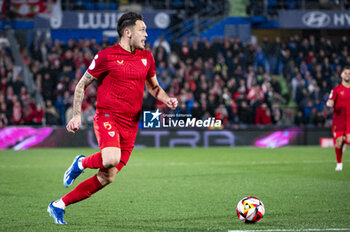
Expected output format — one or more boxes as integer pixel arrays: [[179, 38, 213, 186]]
[[147, 52, 156, 79], [329, 88, 337, 101], [86, 51, 109, 80]]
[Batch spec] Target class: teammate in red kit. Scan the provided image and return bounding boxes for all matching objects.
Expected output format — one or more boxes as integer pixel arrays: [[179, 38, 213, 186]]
[[47, 12, 178, 224], [327, 66, 350, 171]]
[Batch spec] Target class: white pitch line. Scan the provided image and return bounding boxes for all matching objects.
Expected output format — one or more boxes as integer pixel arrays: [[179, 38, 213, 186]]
[[228, 228, 350, 232], [130, 159, 349, 167]]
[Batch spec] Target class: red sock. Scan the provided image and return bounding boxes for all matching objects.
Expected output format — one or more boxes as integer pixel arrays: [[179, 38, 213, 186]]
[[82, 152, 104, 169], [62, 175, 104, 206], [335, 147, 343, 163]]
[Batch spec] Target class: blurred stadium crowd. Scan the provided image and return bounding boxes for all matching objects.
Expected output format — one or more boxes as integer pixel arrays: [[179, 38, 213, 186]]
[[0, 31, 349, 128]]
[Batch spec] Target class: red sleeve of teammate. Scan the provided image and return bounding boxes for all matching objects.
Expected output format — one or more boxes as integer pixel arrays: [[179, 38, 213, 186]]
[[86, 51, 109, 79], [329, 87, 338, 103], [147, 52, 156, 78]]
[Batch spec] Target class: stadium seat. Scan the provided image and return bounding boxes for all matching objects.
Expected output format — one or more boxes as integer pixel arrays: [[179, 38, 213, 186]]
[[84, 3, 94, 10], [96, 3, 106, 10], [171, 0, 184, 9], [108, 3, 118, 10]]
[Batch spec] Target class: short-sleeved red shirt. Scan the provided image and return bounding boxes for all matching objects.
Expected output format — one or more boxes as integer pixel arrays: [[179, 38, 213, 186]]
[[329, 83, 350, 132], [87, 44, 156, 129]]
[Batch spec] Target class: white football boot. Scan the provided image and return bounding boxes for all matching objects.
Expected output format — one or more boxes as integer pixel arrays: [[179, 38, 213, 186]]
[[335, 163, 343, 171]]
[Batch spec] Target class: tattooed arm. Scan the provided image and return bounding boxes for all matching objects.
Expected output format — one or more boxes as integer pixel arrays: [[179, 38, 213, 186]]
[[146, 75, 178, 110], [66, 72, 95, 133]]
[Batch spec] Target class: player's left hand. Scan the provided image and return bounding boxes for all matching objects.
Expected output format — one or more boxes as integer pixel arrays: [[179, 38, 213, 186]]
[[166, 97, 178, 110]]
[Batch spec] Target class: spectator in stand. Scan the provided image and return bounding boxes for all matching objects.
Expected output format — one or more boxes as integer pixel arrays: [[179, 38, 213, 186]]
[[11, 98, 23, 125], [238, 100, 252, 125], [45, 99, 60, 125], [215, 104, 229, 126], [21, 33, 350, 128], [255, 102, 272, 125], [268, 36, 282, 74], [41, 72, 56, 102], [271, 103, 283, 125], [33, 103, 44, 125], [65, 103, 73, 126], [0, 93, 10, 124], [55, 92, 68, 125], [154, 35, 171, 55], [22, 93, 36, 125], [254, 46, 266, 71], [0, 33, 10, 49], [83, 103, 95, 126], [12, 75, 25, 96], [0, 112, 8, 128]]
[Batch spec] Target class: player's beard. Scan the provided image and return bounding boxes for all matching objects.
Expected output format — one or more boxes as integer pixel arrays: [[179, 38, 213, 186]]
[[138, 40, 146, 51], [344, 78, 350, 83], [130, 41, 145, 51]]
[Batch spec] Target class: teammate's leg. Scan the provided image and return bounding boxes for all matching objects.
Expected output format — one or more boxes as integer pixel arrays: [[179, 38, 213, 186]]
[[334, 136, 344, 171]]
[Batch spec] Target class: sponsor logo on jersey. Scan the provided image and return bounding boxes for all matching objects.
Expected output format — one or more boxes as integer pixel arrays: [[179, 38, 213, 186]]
[[141, 59, 147, 66], [117, 60, 124, 65]]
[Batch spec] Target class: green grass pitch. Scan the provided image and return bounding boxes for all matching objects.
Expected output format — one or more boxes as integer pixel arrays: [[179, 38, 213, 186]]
[[0, 147, 349, 232]]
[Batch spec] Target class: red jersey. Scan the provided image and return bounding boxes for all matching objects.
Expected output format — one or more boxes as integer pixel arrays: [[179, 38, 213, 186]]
[[87, 44, 156, 129], [329, 83, 350, 131]]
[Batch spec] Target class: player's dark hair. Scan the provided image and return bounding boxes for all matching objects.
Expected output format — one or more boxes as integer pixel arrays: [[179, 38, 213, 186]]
[[344, 66, 350, 70], [117, 12, 143, 38]]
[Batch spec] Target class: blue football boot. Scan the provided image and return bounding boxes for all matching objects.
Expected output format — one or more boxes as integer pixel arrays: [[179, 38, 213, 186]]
[[47, 201, 67, 224], [63, 155, 85, 187]]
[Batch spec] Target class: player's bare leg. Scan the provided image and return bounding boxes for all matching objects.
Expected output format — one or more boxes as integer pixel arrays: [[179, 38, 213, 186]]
[[97, 167, 118, 185], [335, 136, 344, 171], [340, 133, 350, 170], [101, 147, 121, 169], [345, 134, 350, 147], [97, 147, 121, 185]]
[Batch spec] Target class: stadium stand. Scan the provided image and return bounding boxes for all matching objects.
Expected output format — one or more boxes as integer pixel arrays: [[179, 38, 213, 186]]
[[1, 31, 349, 128], [0, 0, 349, 129]]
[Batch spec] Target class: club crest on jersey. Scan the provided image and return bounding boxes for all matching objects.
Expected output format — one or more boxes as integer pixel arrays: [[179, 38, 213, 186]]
[[141, 59, 147, 66], [108, 131, 115, 137], [117, 60, 124, 65], [340, 91, 344, 95]]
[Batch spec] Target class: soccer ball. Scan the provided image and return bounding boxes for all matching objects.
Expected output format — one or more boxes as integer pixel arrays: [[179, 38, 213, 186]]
[[236, 196, 265, 223]]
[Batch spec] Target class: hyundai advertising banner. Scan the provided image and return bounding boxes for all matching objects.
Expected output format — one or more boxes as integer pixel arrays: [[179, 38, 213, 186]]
[[34, 11, 173, 29], [278, 10, 350, 29]]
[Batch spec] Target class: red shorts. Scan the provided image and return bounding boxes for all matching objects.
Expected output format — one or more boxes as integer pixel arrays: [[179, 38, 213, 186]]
[[332, 123, 350, 144], [93, 113, 138, 171]]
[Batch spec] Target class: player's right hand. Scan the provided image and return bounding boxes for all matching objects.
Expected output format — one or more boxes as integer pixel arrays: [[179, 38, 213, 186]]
[[326, 100, 334, 107], [66, 115, 81, 133]]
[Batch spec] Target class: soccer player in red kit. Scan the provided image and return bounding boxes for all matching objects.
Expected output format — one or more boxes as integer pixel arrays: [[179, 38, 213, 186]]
[[327, 66, 350, 171], [47, 12, 178, 224]]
